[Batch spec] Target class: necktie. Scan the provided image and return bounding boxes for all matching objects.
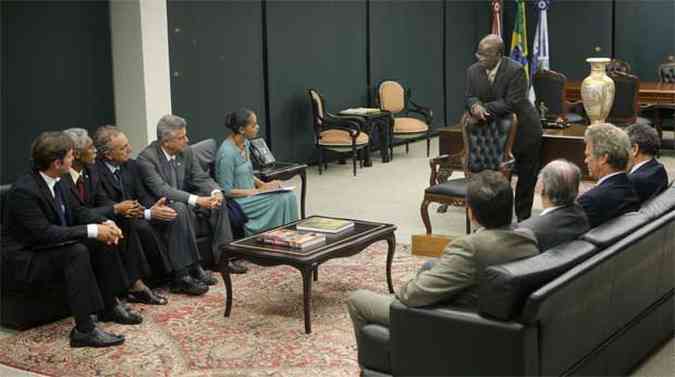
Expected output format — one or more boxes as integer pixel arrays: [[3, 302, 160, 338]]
[[53, 183, 68, 226], [168, 159, 178, 188], [113, 168, 127, 198], [76, 175, 87, 202]]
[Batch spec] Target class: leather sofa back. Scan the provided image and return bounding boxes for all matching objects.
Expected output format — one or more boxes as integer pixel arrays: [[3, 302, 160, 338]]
[[478, 240, 598, 320]]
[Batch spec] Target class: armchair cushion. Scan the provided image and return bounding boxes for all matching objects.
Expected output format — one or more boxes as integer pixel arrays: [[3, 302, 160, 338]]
[[425, 178, 468, 197], [358, 324, 392, 374], [318, 129, 369, 146], [393, 117, 428, 134]]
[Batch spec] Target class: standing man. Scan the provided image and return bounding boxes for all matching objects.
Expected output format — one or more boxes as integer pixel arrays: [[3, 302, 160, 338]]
[[578, 123, 640, 228], [465, 34, 543, 221], [626, 124, 669, 203], [137, 114, 241, 296], [517, 159, 589, 251], [3, 132, 127, 347]]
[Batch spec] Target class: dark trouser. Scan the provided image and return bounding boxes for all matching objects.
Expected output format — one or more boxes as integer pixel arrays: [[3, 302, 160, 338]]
[[84, 240, 130, 310], [513, 141, 542, 222], [152, 202, 202, 273], [118, 217, 170, 281]]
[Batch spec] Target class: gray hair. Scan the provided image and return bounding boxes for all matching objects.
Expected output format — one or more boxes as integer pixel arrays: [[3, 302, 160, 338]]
[[63, 127, 92, 153], [584, 123, 631, 171], [539, 159, 581, 206], [157, 114, 187, 142], [626, 123, 660, 157], [93, 125, 123, 158], [479, 34, 505, 55]]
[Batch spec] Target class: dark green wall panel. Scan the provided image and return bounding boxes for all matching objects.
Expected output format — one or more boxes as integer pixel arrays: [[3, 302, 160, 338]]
[[1, 1, 115, 183], [266, 0, 367, 162], [445, 1, 489, 126], [369, 0, 444, 129], [167, 0, 266, 145], [615, 0, 675, 82]]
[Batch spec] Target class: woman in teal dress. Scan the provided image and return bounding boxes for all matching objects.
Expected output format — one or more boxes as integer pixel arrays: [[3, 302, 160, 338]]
[[215, 108, 299, 236]]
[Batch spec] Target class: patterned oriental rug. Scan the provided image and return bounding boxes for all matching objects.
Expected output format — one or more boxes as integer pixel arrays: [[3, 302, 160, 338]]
[[0, 242, 422, 377]]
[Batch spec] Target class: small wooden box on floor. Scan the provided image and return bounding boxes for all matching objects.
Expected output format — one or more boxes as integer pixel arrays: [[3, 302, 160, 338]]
[[411, 234, 456, 257]]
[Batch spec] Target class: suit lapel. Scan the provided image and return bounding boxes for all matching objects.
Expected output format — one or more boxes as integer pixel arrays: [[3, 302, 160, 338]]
[[61, 173, 85, 206], [155, 142, 173, 185], [176, 154, 186, 189], [98, 160, 123, 197], [491, 57, 508, 95], [32, 173, 61, 222]]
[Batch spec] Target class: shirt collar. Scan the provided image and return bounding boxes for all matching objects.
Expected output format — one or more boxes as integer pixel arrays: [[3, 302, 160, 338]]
[[39, 171, 60, 191], [596, 171, 624, 186], [486, 59, 502, 80], [629, 159, 652, 174], [69, 168, 82, 184], [104, 161, 119, 174], [540, 205, 563, 216], [160, 147, 175, 162]]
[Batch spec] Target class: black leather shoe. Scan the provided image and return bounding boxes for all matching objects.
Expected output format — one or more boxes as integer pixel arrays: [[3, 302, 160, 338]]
[[227, 260, 248, 274], [191, 265, 218, 286], [100, 304, 143, 325], [170, 275, 208, 296], [127, 287, 168, 305], [70, 327, 125, 348]]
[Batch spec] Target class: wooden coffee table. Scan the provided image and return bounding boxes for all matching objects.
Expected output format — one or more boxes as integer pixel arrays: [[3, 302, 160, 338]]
[[218, 216, 397, 334]]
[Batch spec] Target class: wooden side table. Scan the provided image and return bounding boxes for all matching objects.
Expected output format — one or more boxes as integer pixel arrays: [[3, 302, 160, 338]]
[[254, 162, 308, 218]]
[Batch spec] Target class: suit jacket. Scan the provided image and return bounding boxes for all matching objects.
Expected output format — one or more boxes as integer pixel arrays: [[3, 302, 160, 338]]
[[93, 159, 154, 208], [397, 226, 538, 308], [629, 159, 669, 204], [517, 204, 590, 251], [60, 165, 115, 219], [465, 57, 543, 153], [3, 172, 106, 252], [137, 141, 220, 203], [577, 173, 641, 228]]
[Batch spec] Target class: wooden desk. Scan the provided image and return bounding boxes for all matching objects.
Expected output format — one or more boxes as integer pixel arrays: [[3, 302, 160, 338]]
[[439, 124, 590, 179], [566, 81, 675, 105]]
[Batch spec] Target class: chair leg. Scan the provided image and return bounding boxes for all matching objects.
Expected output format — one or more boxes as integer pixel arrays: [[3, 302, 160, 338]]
[[426, 135, 431, 157], [358, 149, 363, 168], [318, 149, 323, 175], [352, 147, 357, 176], [464, 207, 471, 234], [405, 142, 409, 154], [421, 199, 433, 234]]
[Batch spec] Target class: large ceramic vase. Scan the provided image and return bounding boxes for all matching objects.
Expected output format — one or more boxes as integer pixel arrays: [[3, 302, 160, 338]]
[[581, 58, 615, 124]]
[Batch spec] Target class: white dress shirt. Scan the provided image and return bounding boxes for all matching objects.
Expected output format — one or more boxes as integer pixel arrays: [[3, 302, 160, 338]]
[[486, 59, 502, 84], [629, 159, 651, 175]]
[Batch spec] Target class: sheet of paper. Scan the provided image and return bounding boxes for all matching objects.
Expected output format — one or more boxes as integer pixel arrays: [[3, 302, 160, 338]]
[[253, 186, 295, 196]]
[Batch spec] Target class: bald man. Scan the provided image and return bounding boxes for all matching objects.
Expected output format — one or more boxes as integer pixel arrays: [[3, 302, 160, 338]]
[[466, 34, 543, 222], [517, 159, 589, 251]]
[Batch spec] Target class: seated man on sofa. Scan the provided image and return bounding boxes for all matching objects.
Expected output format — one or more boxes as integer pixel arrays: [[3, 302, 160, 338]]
[[626, 124, 669, 203], [347, 170, 538, 341], [518, 159, 589, 251], [578, 123, 640, 228]]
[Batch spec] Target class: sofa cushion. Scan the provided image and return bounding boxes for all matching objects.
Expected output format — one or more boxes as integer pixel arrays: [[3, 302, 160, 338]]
[[478, 240, 598, 321], [358, 324, 392, 374], [639, 187, 675, 220], [581, 212, 648, 248]]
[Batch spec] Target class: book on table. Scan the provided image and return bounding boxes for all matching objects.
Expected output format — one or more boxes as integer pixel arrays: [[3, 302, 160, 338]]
[[259, 229, 326, 249], [296, 217, 355, 234]]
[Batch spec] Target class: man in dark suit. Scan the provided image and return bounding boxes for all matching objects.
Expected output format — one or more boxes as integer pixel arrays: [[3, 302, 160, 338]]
[[465, 34, 543, 221], [578, 123, 641, 228], [518, 159, 590, 251], [137, 114, 241, 295], [2, 132, 131, 347], [626, 124, 669, 203]]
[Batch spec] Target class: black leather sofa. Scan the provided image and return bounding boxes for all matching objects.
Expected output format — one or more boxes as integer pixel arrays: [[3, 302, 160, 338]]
[[358, 187, 675, 376]]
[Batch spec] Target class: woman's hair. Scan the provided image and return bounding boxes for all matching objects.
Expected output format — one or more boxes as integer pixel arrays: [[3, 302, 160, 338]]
[[224, 108, 255, 134]]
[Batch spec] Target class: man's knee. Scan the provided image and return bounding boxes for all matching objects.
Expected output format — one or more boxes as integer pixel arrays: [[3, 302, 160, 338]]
[[65, 243, 91, 264]]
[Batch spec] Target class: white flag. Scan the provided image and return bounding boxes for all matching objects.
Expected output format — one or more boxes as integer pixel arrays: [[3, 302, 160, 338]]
[[530, 0, 551, 103]]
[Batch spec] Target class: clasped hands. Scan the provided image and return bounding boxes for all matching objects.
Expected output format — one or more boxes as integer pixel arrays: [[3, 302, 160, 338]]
[[196, 191, 224, 209], [470, 103, 492, 122], [113, 197, 177, 221]]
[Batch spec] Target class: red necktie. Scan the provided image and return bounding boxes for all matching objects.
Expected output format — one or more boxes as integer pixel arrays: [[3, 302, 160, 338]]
[[76, 176, 87, 202]]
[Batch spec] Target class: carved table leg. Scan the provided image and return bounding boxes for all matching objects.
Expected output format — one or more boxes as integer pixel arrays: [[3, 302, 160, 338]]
[[385, 234, 396, 293], [220, 269, 233, 317], [301, 267, 313, 334]]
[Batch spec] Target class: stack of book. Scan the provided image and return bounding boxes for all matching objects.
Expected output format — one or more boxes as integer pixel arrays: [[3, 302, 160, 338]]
[[296, 217, 355, 234], [259, 229, 326, 249]]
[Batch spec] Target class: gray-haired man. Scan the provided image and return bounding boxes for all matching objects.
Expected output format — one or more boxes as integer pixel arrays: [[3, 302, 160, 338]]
[[137, 115, 242, 296]]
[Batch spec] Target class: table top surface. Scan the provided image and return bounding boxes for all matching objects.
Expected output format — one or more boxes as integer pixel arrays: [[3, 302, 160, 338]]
[[224, 216, 396, 260]]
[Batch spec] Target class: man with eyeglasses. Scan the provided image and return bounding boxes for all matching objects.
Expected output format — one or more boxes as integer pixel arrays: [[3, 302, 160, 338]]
[[465, 34, 543, 222]]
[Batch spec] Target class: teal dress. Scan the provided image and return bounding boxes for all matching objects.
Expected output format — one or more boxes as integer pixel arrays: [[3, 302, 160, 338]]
[[215, 138, 299, 236]]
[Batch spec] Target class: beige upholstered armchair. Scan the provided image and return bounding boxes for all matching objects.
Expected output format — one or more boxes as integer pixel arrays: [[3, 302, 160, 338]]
[[377, 80, 432, 158], [308, 88, 370, 176]]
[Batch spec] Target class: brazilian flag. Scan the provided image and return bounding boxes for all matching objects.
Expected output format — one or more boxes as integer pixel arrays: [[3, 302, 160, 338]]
[[510, 0, 530, 81]]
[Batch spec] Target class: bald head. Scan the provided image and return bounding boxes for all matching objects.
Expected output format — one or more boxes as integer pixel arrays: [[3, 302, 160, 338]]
[[479, 34, 505, 55], [476, 34, 504, 70], [539, 159, 582, 207]]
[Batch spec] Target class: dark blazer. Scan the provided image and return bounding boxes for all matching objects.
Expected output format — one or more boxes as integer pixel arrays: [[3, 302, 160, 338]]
[[517, 204, 590, 251], [577, 173, 641, 228], [136, 141, 220, 203], [628, 159, 669, 204], [93, 159, 153, 208], [60, 166, 115, 219], [3, 172, 106, 252], [465, 57, 543, 152]]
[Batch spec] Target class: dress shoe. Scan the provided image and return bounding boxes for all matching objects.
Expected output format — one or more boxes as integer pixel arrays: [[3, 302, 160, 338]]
[[100, 304, 143, 325], [170, 275, 208, 296], [127, 287, 168, 305], [191, 265, 218, 286], [227, 259, 248, 274], [70, 327, 125, 348]]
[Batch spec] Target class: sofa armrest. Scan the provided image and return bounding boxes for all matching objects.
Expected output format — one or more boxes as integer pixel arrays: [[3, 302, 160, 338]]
[[389, 301, 538, 377]]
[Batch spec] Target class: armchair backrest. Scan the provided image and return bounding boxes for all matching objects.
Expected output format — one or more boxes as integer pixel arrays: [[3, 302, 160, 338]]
[[461, 114, 517, 176], [378, 81, 405, 113], [533, 69, 567, 118], [607, 71, 640, 126], [607, 58, 632, 76], [190, 138, 218, 178], [308, 88, 326, 133], [658, 55, 675, 83]]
